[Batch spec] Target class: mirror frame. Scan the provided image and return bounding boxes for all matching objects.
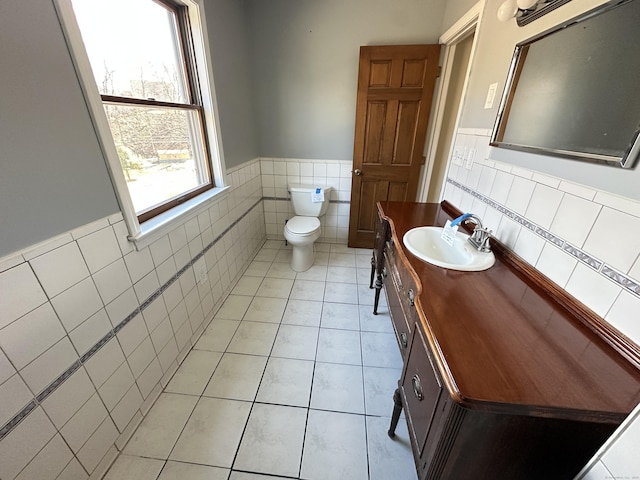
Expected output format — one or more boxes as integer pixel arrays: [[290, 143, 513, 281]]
[[490, 0, 640, 169]]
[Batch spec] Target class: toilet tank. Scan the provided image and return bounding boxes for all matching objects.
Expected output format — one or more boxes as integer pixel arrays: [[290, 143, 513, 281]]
[[289, 184, 332, 216]]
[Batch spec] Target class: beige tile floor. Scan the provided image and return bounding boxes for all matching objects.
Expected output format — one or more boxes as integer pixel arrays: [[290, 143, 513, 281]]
[[103, 241, 416, 480]]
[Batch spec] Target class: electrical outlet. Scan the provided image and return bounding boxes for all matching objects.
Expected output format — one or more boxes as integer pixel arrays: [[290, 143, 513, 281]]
[[453, 146, 465, 166], [465, 148, 476, 169]]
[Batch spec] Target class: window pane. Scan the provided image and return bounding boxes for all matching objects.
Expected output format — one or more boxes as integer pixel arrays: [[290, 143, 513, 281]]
[[72, 0, 189, 103], [104, 104, 210, 214]]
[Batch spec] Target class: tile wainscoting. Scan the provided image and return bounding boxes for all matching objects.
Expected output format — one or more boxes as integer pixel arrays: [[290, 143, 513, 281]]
[[0, 159, 266, 479], [443, 129, 640, 347], [259, 158, 353, 243]]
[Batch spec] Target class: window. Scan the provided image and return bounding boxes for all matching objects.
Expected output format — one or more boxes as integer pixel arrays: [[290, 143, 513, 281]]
[[56, 0, 225, 247], [70, 0, 214, 223]]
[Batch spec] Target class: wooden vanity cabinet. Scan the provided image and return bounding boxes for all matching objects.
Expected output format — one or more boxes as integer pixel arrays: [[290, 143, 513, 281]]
[[376, 201, 640, 480]]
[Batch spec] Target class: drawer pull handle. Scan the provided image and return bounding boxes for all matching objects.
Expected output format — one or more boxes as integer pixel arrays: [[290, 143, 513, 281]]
[[400, 332, 408, 348], [412, 374, 424, 401], [407, 289, 415, 306]]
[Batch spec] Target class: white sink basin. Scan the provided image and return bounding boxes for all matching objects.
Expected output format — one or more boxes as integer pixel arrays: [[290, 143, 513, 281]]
[[403, 226, 495, 271]]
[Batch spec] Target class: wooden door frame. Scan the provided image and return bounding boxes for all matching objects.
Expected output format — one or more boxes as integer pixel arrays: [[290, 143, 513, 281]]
[[417, 1, 484, 202]]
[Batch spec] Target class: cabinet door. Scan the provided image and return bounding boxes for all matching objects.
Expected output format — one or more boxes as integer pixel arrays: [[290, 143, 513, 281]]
[[401, 325, 443, 460]]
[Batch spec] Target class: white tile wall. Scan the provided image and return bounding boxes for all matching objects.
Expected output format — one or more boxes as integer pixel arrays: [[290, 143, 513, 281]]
[[0, 263, 48, 330], [446, 130, 640, 479], [51, 278, 104, 333], [0, 159, 266, 479], [0, 407, 57, 480], [19, 338, 79, 394], [0, 303, 66, 370], [0, 350, 15, 386], [444, 130, 640, 346], [14, 434, 74, 480], [0, 375, 34, 426], [30, 243, 90, 298], [260, 158, 353, 243], [77, 227, 122, 274]]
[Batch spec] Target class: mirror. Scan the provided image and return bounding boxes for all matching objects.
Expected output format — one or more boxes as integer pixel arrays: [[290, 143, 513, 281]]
[[491, 0, 640, 169]]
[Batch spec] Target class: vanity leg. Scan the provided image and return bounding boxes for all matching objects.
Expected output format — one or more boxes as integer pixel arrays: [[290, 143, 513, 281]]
[[369, 254, 376, 289], [388, 388, 403, 438], [373, 274, 382, 315]]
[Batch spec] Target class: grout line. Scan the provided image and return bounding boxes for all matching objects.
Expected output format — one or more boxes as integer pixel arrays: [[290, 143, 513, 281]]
[[359, 299, 373, 480], [229, 248, 302, 477]]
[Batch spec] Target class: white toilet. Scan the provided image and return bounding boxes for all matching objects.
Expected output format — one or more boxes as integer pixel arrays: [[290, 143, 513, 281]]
[[284, 184, 332, 272]]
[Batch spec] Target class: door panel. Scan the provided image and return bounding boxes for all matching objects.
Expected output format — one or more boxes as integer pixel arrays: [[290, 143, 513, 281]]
[[356, 179, 388, 231], [388, 182, 409, 202], [364, 102, 387, 164], [393, 101, 420, 164], [349, 44, 441, 248], [370, 61, 392, 86], [401, 59, 427, 87]]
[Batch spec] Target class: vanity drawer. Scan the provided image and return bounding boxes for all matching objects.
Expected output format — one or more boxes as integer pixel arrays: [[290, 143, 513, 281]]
[[401, 325, 444, 464], [384, 248, 419, 358], [383, 262, 411, 357]]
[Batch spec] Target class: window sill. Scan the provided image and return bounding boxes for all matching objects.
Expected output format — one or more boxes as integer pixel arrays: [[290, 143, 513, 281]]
[[128, 186, 230, 250]]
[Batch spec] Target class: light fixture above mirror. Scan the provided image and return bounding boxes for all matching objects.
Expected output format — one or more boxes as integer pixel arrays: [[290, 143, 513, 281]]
[[497, 0, 574, 26]]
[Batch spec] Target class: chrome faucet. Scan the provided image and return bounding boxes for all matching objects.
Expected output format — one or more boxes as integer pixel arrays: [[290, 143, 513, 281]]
[[449, 213, 492, 253]]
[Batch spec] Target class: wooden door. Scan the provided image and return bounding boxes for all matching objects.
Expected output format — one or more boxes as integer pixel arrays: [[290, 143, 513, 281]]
[[348, 45, 441, 248]]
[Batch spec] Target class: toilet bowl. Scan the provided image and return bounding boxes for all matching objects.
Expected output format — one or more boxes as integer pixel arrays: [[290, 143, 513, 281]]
[[284, 216, 321, 272], [284, 185, 331, 272]]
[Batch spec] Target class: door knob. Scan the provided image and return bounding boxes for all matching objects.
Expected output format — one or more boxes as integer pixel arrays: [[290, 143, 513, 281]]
[[353, 169, 362, 176]]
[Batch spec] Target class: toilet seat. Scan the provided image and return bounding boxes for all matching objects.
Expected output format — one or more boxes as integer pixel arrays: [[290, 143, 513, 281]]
[[285, 216, 320, 236]]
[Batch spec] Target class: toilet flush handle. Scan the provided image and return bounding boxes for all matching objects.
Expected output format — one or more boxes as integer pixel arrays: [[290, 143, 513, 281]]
[[353, 169, 362, 176]]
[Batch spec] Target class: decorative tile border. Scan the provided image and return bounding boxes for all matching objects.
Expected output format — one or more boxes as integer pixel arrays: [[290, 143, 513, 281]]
[[562, 243, 603, 271], [602, 266, 640, 297], [0, 400, 37, 440], [447, 178, 640, 299], [0, 197, 264, 442], [535, 227, 564, 248]]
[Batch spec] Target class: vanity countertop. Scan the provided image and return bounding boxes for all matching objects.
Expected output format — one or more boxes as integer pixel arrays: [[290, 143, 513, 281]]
[[378, 201, 640, 423]]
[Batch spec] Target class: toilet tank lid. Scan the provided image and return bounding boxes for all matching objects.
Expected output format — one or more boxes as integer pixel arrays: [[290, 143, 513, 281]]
[[288, 184, 332, 193]]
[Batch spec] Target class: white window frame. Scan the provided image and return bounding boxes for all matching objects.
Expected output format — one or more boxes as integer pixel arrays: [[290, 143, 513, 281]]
[[55, 0, 229, 249]]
